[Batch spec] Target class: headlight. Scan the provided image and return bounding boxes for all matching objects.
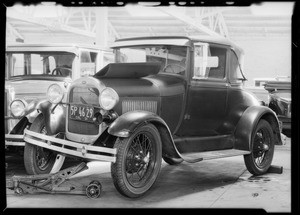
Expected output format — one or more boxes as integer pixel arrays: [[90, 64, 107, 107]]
[[10, 99, 27, 117], [99, 87, 119, 110], [47, 84, 64, 104]]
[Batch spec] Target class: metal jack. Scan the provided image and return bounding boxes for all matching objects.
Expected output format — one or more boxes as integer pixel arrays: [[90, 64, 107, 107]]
[[6, 162, 102, 199]]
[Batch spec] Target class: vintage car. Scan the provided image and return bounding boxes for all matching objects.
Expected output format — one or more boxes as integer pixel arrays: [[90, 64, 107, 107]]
[[264, 79, 291, 138], [23, 36, 282, 198], [5, 43, 112, 153]]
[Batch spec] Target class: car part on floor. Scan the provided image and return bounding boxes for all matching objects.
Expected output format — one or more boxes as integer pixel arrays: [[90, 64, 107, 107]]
[[6, 162, 102, 199]]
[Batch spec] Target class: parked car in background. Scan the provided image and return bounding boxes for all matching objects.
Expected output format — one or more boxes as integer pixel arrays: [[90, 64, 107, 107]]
[[23, 36, 282, 198], [264, 79, 291, 138], [5, 43, 113, 157]]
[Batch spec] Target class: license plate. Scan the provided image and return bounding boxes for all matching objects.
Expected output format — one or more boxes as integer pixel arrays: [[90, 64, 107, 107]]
[[69, 104, 94, 123]]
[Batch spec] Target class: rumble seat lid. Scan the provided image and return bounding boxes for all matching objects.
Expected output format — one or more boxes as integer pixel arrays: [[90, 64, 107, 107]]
[[94, 62, 161, 78]]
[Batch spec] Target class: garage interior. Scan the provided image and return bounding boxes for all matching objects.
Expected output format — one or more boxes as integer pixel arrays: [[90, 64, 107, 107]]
[[4, 1, 294, 212]]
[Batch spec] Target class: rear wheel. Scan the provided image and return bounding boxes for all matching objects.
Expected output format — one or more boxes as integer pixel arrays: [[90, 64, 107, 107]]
[[244, 119, 275, 175], [24, 114, 57, 175], [111, 123, 162, 198]]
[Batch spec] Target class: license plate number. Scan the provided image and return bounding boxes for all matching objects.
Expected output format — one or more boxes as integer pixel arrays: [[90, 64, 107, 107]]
[[69, 104, 94, 122]]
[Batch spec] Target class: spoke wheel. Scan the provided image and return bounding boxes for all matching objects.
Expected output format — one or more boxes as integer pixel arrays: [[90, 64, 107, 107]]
[[24, 114, 57, 175], [111, 123, 162, 198], [244, 119, 275, 175]]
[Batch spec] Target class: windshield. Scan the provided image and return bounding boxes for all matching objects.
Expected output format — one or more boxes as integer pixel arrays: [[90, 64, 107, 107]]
[[6, 52, 76, 79], [114, 45, 188, 75]]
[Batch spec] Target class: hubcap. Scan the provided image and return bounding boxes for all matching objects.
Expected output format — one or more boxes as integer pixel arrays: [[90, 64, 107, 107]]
[[253, 128, 271, 168], [125, 132, 154, 188]]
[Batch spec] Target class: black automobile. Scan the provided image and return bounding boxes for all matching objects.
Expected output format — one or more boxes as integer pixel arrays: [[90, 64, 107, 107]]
[[264, 79, 291, 138], [23, 36, 282, 198]]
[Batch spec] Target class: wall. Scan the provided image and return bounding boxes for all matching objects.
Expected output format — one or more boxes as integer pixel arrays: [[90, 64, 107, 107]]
[[231, 36, 291, 87]]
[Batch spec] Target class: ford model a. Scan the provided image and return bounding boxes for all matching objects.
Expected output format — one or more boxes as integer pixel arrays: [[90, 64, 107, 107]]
[[5, 43, 111, 160], [23, 36, 282, 198]]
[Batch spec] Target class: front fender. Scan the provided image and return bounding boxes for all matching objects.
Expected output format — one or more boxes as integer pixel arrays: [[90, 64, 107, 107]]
[[9, 116, 29, 134], [24, 99, 48, 123], [108, 110, 182, 159], [234, 105, 282, 151], [38, 101, 66, 135]]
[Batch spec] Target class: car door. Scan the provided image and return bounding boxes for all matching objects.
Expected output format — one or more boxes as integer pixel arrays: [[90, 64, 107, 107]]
[[176, 43, 229, 137]]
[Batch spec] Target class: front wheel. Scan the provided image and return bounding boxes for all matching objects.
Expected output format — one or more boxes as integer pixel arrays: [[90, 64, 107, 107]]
[[244, 119, 275, 175], [24, 114, 57, 175], [111, 123, 162, 198]]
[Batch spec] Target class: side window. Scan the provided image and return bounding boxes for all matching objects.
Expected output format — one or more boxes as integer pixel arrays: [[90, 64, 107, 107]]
[[80, 51, 97, 77], [12, 54, 25, 76], [193, 43, 226, 80], [48, 56, 56, 73], [30, 54, 44, 74]]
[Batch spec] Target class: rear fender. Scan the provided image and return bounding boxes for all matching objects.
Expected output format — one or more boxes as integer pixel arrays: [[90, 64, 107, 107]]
[[108, 110, 181, 159], [37, 101, 66, 135], [234, 105, 282, 151]]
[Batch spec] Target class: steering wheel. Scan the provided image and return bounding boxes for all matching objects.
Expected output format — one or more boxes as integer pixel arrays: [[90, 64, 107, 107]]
[[51, 67, 72, 76], [163, 64, 186, 74]]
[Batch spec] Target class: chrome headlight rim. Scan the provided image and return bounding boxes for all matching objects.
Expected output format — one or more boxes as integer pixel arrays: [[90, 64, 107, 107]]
[[10, 99, 28, 118], [99, 87, 119, 111], [47, 84, 64, 104]]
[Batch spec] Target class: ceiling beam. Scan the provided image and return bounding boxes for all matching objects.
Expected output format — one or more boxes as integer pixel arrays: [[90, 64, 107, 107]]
[[6, 23, 24, 40], [7, 8, 96, 38], [157, 7, 223, 38]]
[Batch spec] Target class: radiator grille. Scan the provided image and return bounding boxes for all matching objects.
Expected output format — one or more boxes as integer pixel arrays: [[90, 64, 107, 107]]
[[122, 100, 157, 114], [68, 86, 100, 135]]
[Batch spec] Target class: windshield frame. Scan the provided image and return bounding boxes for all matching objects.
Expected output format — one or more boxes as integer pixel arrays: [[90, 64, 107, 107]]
[[113, 45, 189, 76], [6, 51, 76, 80]]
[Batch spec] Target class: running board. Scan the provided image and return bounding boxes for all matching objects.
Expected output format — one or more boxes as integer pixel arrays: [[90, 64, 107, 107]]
[[181, 149, 251, 163]]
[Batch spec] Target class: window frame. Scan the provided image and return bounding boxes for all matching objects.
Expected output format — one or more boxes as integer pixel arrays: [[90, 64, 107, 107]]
[[191, 42, 229, 83]]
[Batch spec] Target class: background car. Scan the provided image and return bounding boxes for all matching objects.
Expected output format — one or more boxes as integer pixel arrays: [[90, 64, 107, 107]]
[[264, 79, 291, 138], [5, 43, 113, 155]]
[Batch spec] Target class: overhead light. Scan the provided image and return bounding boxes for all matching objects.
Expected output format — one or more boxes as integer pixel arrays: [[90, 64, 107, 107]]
[[138, 2, 161, 6]]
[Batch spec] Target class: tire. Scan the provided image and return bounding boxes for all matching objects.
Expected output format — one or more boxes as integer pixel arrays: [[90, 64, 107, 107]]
[[163, 156, 183, 165], [111, 123, 162, 198], [24, 114, 57, 175], [244, 119, 275, 175]]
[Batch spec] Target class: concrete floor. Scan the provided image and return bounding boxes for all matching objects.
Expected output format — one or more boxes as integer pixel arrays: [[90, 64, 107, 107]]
[[5, 138, 291, 212]]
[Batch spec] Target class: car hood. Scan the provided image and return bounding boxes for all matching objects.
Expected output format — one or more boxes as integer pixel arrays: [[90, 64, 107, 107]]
[[271, 91, 291, 103], [94, 62, 186, 97], [100, 75, 186, 98]]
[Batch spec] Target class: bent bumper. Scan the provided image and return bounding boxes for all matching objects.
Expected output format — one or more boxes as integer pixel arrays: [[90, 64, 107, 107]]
[[5, 134, 25, 146], [23, 129, 117, 162]]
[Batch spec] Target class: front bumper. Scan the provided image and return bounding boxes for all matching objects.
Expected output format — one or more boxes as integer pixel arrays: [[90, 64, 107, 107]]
[[5, 134, 25, 146], [23, 129, 117, 162]]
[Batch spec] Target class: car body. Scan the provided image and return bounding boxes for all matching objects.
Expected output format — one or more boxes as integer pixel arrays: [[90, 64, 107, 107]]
[[264, 80, 291, 137], [5, 43, 113, 149], [23, 36, 282, 198]]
